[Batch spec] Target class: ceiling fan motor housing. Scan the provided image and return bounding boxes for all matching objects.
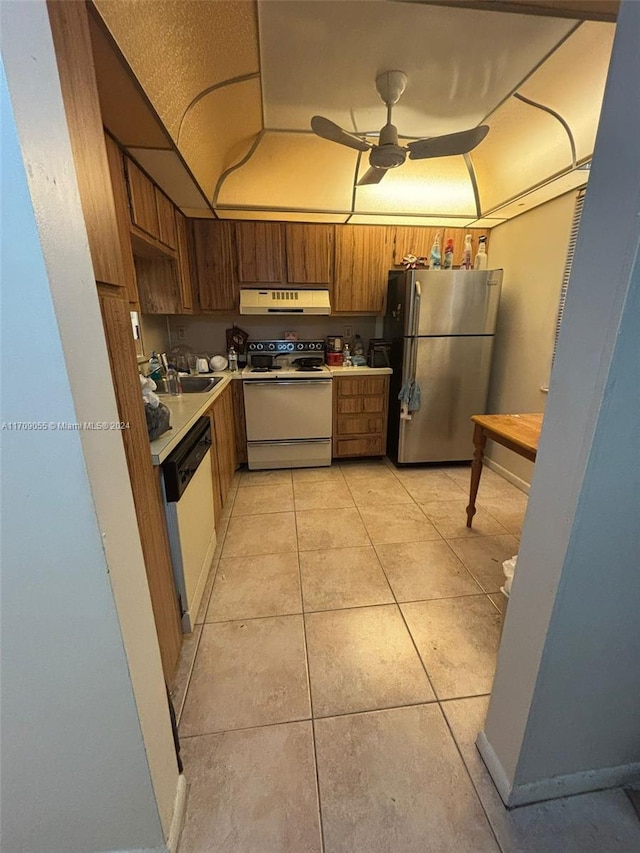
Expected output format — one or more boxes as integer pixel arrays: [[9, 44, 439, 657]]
[[370, 144, 406, 170]]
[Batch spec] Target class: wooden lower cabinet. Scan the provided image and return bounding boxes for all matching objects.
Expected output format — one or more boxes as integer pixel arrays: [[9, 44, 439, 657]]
[[98, 285, 182, 679], [232, 380, 247, 465], [333, 375, 390, 458], [209, 384, 238, 520]]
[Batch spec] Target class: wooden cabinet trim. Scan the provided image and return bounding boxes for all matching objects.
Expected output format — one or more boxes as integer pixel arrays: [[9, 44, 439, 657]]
[[332, 374, 390, 458]]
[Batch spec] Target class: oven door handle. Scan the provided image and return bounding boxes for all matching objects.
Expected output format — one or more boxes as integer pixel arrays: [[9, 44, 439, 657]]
[[249, 439, 332, 446], [244, 379, 333, 386]]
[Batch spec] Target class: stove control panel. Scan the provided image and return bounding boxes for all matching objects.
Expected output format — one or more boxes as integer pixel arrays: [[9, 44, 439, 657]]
[[247, 340, 325, 353]]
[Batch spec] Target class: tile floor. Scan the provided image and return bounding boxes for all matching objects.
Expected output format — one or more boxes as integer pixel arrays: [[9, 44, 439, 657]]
[[172, 459, 640, 853]]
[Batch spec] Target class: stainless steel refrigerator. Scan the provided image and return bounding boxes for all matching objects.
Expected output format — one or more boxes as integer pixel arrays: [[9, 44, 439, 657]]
[[384, 268, 502, 464]]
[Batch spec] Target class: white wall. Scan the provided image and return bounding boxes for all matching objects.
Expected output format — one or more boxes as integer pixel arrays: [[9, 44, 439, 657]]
[[480, 0, 640, 805], [486, 192, 577, 486], [1, 3, 181, 849]]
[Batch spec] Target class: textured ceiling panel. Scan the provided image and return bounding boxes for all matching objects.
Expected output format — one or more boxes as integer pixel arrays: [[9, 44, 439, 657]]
[[216, 210, 350, 223], [179, 79, 262, 203], [354, 155, 477, 217], [472, 96, 573, 212], [217, 132, 357, 211], [517, 21, 615, 162], [127, 149, 210, 211], [349, 214, 481, 227], [490, 170, 587, 219], [259, 0, 576, 136], [94, 0, 259, 139], [89, 14, 169, 148]]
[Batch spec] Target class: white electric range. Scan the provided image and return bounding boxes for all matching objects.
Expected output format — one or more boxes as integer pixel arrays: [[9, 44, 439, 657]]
[[242, 340, 333, 469]]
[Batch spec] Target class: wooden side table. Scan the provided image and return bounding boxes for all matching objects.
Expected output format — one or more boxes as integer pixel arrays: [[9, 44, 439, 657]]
[[466, 413, 543, 527]]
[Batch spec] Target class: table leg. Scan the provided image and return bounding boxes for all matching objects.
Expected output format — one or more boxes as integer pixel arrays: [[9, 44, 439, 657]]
[[466, 423, 487, 527]]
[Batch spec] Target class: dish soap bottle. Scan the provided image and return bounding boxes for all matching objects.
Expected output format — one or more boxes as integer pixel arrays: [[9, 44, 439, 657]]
[[443, 238, 454, 269], [228, 345, 238, 373], [342, 343, 353, 367], [474, 236, 488, 270], [430, 233, 441, 269], [166, 364, 182, 396], [148, 351, 163, 382], [353, 334, 365, 358], [461, 234, 473, 270]]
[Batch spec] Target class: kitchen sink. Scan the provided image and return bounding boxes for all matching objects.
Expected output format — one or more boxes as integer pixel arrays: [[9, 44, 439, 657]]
[[156, 376, 222, 394]]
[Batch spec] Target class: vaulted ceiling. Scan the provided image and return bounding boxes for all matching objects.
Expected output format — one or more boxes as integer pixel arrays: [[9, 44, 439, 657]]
[[91, 0, 616, 227]]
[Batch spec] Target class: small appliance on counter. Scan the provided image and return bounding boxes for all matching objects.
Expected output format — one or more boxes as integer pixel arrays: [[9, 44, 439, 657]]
[[367, 338, 392, 368], [326, 335, 344, 367]]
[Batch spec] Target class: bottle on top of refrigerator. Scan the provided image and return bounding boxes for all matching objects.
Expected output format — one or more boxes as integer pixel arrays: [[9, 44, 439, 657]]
[[474, 236, 488, 270], [228, 346, 238, 372], [429, 233, 441, 269], [461, 234, 473, 269], [443, 238, 454, 269]]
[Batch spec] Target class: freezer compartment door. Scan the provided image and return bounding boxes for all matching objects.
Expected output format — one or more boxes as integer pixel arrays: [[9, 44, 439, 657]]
[[414, 270, 502, 336], [398, 336, 495, 463]]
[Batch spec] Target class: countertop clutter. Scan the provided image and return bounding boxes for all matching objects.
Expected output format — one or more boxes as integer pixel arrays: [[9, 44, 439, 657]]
[[149, 365, 393, 463]]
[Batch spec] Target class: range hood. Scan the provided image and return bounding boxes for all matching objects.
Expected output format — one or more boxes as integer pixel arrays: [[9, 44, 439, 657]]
[[240, 288, 331, 315]]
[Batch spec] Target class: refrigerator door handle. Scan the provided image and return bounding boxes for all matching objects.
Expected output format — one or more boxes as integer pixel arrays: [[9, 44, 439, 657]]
[[411, 280, 422, 380]]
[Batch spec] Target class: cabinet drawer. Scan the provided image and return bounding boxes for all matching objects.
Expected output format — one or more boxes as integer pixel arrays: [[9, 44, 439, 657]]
[[337, 414, 384, 436], [335, 435, 384, 457], [337, 376, 386, 397]]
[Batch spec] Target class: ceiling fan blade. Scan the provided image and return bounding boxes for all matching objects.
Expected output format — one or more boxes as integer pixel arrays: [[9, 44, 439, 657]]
[[311, 115, 371, 152], [357, 166, 387, 186], [407, 125, 489, 160]]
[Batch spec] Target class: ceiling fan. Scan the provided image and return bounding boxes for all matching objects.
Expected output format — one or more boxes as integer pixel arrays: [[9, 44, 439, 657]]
[[311, 70, 489, 185]]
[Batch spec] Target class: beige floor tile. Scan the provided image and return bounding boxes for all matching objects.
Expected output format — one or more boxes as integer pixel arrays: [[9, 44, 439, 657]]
[[232, 483, 294, 516], [206, 553, 302, 622], [292, 465, 345, 483], [179, 722, 322, 853], [314, 704, 499, 853], [348, 476, 414, 507], [340, 460, 397, 481], [441, 697, 640, 853], [170, 624, 202, 724], [421, 499, 509, 538], [222, 512, 297, 558], [401, 597, 501, 699], [213, 515, 230, 561], [481, 494, 529, 535], [299, 546, 393, 611], [296, 508, 370, 551], [180, 616, 310, 735], [305, 606, 435, 716], [238, 468, 293, 487], [375, 540, 482, 602], [194, 558, 219, 625], [395, 468, 469, 502], [294, 480, 354, 510], [488, 592, 508, 615], [359, 503, 441, 545], [447, 533, 520, 593]]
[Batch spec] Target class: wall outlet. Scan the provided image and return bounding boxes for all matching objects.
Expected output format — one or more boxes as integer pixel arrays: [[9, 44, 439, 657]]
[[176, 326, 185, 340], [343, 324, 353, 339]]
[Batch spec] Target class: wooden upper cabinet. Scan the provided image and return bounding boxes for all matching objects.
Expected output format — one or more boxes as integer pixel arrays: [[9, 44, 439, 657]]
[[192, 220, 238, 311], [393, 226, 442, 265], [175, 211, 196, 312], [104, 134, 139, 306], [236, 222, 284, 283], [124, 157, 160, 239], [285, 224, 334, 285], [333, 225, 392, 313], [47, 1, 127, 289], [155, 189, 177, 249]]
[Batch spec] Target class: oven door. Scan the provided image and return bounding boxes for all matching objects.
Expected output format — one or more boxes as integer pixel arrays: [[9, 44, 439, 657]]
[[243, 378, 333, 441]]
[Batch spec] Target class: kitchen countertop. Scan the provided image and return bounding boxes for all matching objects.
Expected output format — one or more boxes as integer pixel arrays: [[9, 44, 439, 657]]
[[149, 365, 393, 464]]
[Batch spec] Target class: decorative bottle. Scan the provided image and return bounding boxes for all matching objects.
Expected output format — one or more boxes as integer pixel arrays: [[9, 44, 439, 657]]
[[443, 238, 454, 269], [474, 236, 488, 270], [166, 364, 182, 396], [461, 234, 473, 269], [342, 344, 353, 367], [430, 233, 441, 269], [228, 346, 238, 372]]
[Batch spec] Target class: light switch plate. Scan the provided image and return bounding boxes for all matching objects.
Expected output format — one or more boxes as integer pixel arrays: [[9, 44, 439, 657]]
[[343, 324, 353, 339]]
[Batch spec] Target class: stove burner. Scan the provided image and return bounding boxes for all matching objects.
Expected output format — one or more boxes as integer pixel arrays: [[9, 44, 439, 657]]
[[296, 365, 323, 372], [250, 365, 282, 373]]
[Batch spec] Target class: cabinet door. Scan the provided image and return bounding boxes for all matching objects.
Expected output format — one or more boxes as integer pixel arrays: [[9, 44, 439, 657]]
[[155, 189, 178, 249], [285, 224, 333, 284], [212, 385, 237, 510], [175, 211, 196, 312], [47, 1, 127, 289], [393, 226, 442, 265], [104, 134, 139, 306], [192, 220, 238, 311], [236, 222, 284, 283], [125, 157, 160, 239], [334, 225, 392, 313], [232, 380, 247, 465]]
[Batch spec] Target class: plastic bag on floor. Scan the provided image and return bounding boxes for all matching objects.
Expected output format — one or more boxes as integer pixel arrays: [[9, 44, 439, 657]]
[[501, 555, 518, 597]]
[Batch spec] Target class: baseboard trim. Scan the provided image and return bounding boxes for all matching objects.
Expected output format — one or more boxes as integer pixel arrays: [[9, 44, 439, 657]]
[[483, 457, 531, 494], [167, 773, 188, 853], [476, 730, 640, 807]]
